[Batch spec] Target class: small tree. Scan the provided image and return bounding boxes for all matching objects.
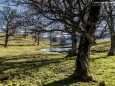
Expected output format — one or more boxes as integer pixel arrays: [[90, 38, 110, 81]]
[[51, 36, 57, 44], [31, 28, 41, 45], [20, 10, 44, 44], [60, 35, 66, 46], [0, 6, 20, 47], [103, 3, 115, 56]]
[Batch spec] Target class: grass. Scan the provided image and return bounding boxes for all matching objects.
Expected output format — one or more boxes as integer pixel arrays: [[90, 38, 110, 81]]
[[0, 34, 115, 86]]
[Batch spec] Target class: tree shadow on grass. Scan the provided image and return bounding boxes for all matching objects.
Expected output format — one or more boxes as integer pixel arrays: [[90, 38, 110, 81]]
[[0, 44, 4, 46], [0, 53, 75, 82], [44, 75, 77, 86], [0, 52, 107, 85], [44, 74, 97, 86], [0, 56, 75, 72], [90, 56, 108, 62]]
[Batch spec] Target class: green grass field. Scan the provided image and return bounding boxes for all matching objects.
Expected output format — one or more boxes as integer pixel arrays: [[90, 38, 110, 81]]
[[0, 34, 115, 86]]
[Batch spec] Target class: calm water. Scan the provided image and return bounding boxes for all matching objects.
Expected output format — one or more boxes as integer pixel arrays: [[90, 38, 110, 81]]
[[42, 33, 111, 52], [41, 48, 71, 52], [44, 33, 110, 45]]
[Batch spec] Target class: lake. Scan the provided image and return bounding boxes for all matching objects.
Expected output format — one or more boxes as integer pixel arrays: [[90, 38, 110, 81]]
[[41, 48, 71, 52]]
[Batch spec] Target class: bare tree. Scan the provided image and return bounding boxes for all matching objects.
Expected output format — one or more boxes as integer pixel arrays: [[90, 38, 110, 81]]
[[20, 0, 104, 81], [60, 35, 66, 46], [51, 36, 57, 44], [19, 10, 44, 44], [103, 3, 115, 56], [0, 6, 20, 47], [13, 0, 107, 81]]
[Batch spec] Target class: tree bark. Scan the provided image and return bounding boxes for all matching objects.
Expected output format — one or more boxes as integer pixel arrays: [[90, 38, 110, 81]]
[[4, 27, 9, 47], [73, 0, 101, 81], [74, 36, 91, 81], [108, 35, 115, 56]]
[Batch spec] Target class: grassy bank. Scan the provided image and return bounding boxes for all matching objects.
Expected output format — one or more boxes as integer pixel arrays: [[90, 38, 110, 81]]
[[0, 34, 115, 86]]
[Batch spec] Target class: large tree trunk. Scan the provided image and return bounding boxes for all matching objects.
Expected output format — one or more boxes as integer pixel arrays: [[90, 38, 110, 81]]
[[4, 28, 9, 47], [108, 35, 115, 56], [74, 36, 91, 81], [73, 0, 101, 81]]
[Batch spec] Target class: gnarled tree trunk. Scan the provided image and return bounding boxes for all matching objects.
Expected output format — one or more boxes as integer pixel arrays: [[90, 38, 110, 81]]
[[73, 0, 101, 81], [75, 36, 91, 81], [108, 34, 115, 56]]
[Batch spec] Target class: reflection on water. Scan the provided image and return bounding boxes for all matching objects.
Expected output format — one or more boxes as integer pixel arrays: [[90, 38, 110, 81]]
[[41, 48, 71, 52]]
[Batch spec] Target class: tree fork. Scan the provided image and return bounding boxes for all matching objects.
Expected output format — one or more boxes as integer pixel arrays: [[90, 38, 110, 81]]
[[73, 0, 102, 81]]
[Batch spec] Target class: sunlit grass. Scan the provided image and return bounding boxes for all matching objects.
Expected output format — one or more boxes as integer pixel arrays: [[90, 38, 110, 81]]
[[0, 34, 51, 57], [0, 34, 115, 86]]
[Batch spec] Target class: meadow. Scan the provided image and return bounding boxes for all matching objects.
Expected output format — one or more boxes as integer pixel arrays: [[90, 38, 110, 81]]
[[0, 33, 115, 86]]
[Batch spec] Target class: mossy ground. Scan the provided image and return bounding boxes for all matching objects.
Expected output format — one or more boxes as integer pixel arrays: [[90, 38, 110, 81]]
[[0, 34, 114, 86]]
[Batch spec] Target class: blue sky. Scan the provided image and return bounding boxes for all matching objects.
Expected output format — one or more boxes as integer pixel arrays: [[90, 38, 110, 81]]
[[0, 0, 24, 12], [0, 0, 6, 8], [0, 0, 4, 2]]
